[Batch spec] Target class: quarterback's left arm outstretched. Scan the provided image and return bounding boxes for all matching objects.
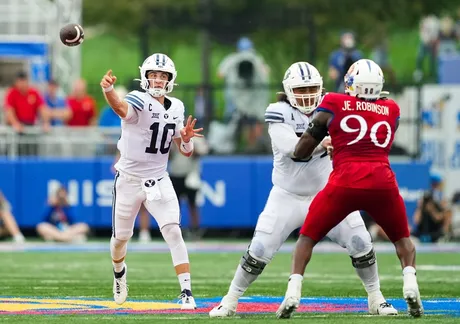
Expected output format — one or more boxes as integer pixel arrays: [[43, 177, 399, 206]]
[[173, 115, 204, 157], [294, 111, 332, 159]]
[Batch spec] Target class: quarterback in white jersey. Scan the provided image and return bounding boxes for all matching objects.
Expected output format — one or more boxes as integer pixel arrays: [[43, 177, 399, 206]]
[[210, 62, 397, 318], [100, 53, 203, 310]]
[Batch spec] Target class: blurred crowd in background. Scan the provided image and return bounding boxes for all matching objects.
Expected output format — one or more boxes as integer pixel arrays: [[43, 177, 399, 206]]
[[415, 12, 460, 82], [3, 11, 460, 156]]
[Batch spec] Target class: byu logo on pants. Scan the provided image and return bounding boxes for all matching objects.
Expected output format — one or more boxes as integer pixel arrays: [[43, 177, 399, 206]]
[[144, 179, 156, 187]]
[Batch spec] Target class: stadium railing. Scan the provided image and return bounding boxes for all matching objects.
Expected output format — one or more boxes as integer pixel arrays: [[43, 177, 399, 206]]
[[0, 126, 121, 158]]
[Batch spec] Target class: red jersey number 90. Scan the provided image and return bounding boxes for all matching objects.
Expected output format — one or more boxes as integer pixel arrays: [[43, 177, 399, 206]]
[[340, 114, 392, 148]]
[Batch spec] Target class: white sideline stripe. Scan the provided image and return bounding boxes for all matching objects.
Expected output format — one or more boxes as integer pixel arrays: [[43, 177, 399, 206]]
[[1, 241, 459, 253], [415, 265, 460, 271]]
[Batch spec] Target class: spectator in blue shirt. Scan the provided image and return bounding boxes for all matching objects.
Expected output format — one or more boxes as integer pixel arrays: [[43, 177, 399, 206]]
[[328, 32, 363, 92], [44, 80, 72, 126], [99, 95, 123, 128], [98, 107, 122, 128], [36, 185, 89, 242]]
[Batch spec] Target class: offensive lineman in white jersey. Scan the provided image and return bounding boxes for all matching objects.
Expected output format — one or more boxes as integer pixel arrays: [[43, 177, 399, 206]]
[[100, 53, 203, 309], [210, 62, 397, 318]]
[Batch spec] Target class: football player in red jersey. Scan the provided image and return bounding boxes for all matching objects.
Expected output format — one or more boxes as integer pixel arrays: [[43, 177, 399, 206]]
[[277, 59, 423, 319]]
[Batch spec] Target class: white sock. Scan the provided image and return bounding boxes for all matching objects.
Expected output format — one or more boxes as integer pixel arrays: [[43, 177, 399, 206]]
[[178, 272, 191, 291], [227, 265, 259, 300], [113, 260, 126, 273], [286, 274, 303, 298], [403, 266, 416, 276], [110, 236, 128, 273], [402, 266, 418, 291], [289, 274, 303, 282], [355, 262, 381, 294]]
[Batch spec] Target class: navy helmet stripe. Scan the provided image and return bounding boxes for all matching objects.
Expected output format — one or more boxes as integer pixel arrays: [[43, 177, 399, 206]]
[[298, 63, 305, 79], [304, 63, 311, 79], [366, 60, 372, 71]]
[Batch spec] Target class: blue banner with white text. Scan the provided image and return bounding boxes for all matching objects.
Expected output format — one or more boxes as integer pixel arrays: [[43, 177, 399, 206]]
[[0, 158, 429, 229]]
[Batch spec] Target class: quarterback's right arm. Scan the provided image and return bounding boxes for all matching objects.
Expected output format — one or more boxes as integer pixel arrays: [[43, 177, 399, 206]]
[[100, 70, 130, 118], [104, 90, 129, 118]]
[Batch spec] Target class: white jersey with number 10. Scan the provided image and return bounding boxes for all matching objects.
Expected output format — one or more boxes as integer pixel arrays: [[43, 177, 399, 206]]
[[115, 90, 185, 178]]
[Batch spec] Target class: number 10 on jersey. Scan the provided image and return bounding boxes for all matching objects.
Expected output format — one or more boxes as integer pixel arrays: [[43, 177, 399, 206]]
[[145, 122, 176, 154]]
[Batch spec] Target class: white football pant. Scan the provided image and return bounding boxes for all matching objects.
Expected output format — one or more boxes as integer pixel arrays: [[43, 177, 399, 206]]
[[249, 185, 373, 263], [112, 171, 180, 240]]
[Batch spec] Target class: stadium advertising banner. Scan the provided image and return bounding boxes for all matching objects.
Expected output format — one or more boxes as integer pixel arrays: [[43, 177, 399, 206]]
[[420, 85, 460, 201], [0, 158, 429, 228]]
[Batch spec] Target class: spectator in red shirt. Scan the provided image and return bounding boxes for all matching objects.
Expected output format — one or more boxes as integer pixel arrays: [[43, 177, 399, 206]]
[[3, 72, 50, 156], [3, 72, 50, 133], [66, 79, 97, 126]]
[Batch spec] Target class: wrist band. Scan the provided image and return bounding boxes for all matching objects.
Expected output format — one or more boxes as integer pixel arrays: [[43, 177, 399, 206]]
[[181, 139, 194, 153], [103, 85, 114, 92]]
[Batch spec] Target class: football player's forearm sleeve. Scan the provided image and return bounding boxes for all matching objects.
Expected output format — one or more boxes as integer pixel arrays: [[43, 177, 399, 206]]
[[268, 123, 299, 156]]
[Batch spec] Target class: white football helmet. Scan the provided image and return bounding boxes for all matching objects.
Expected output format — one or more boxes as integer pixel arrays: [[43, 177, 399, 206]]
[[282, 62, 323, 114], [344, 59, 384, 100], [138, 53, 177, 97]]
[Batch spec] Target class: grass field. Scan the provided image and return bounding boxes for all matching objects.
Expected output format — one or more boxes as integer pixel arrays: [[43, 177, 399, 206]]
[[1, 241, 459, 323]]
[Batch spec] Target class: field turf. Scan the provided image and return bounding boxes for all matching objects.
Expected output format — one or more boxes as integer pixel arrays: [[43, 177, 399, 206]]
[[1, 241, 459, 323]]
